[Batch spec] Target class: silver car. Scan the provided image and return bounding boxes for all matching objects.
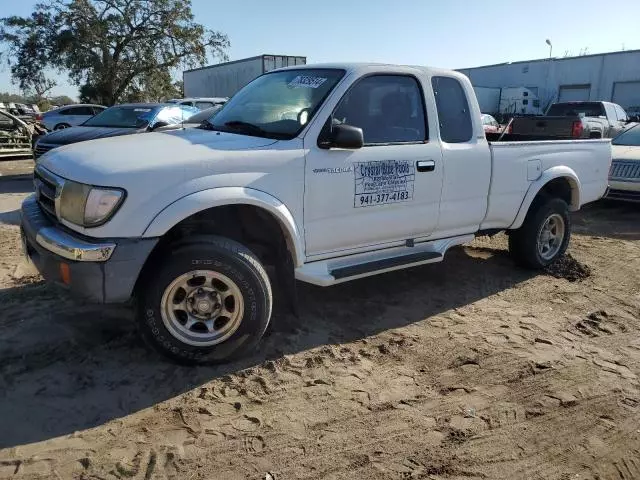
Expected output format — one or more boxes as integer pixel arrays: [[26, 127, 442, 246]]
[[39, 104, 106, 131]]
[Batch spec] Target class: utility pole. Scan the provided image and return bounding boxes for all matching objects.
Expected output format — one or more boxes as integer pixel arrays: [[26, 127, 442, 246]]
[[544, 39, 554, 113]]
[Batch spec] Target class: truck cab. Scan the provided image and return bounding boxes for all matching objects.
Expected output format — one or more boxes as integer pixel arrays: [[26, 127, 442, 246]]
[[21, 63, 611, 363]]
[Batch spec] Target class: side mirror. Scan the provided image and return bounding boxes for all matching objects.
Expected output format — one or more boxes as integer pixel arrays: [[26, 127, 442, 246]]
[[149, 121, 169, 131], [320, 124, 364, 149]]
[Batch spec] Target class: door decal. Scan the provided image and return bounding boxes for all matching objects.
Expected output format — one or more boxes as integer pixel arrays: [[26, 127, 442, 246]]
[[354, 160, 415, 207]]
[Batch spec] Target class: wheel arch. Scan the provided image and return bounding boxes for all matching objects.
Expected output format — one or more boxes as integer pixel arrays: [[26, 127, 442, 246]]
[[142, 187, 305, 267], [510, 167, 581, 230]]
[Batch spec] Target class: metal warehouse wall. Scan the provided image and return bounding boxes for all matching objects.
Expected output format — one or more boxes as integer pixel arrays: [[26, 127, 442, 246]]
[[184, 57, 264, 98], [457, 50, 640, 110], [184, 55, 307, 98]]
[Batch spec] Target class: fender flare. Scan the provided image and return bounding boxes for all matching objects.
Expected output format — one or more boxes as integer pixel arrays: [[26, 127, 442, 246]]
[[510, 166, 581, 230], [143, 187, 305, 267]]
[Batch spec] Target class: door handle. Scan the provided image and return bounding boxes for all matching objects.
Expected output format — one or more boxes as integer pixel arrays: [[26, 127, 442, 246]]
[[416, 160, 435, 172]]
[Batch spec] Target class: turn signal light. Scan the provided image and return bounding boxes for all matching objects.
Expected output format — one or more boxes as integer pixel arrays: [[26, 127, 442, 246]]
[[59, 263, 71, 285]]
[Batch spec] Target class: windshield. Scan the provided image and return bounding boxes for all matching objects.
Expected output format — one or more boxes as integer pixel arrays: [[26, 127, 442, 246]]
[[209, 68, 345, 139], [612, 124, 640, 146], [84, 105, 159, 128], [547, 102, 605, 117]]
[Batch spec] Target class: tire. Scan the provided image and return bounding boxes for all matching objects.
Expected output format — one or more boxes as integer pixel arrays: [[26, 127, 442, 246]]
[[509, 197, 571, 269], [136, 235, 272, 364], [54, 123, 71, 130]]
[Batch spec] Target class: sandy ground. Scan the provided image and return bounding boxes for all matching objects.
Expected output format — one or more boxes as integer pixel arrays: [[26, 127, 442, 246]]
[[0, 189, 639, 479], [0, 159, 34, 179]]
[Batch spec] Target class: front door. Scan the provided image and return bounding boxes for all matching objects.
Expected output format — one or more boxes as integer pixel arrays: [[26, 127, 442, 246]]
[[304, 74, 443, 257]]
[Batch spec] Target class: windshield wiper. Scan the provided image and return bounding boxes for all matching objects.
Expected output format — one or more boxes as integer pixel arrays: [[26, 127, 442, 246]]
[[223, 120, 268, 136], [199, 119, 221, 131]]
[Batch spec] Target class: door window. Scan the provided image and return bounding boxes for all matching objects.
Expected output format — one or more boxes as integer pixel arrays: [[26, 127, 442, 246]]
[[431, 76, 473, 143], [332, 75, 427, 145], [615, 105, 628, 122], [69, 106, 95, 116]]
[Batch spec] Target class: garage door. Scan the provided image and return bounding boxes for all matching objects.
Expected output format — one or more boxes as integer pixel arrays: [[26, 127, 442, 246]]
[[612, 81, 640, 109], [558, 84, 591, 102]]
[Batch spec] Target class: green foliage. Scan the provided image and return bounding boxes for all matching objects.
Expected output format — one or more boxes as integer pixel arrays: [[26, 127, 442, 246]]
[[50, 95, 75, 105], [1, 0, 229, 105], [0, 92, 29, 103]]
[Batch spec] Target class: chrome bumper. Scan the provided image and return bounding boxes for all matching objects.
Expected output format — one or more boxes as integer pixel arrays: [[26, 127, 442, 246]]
[[22, 195, 116, 262], [36, 225, 116, 262]]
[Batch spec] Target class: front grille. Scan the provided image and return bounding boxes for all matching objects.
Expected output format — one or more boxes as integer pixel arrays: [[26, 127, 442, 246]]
[[610, 160, 640, 181], [33, 143, 56, 159], [33, 166, 63, 219]]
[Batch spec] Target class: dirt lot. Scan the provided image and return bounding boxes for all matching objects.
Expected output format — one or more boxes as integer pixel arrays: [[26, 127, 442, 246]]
[[0, 195, 639, 480]]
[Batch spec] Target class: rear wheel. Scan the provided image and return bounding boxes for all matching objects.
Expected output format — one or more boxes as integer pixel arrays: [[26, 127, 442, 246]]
[[136, 236, 272, 364], [509, 197, 571, 269]]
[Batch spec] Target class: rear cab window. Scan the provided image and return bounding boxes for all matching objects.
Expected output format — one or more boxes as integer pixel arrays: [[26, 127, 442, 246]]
[[195, 101, 214, 110], [546, 102, 605, 117], [431, 76, 473, 143]]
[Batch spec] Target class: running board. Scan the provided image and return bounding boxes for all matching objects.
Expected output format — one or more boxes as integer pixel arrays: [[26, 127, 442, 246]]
[[295, 234, 474, 287], [331, 251, 442, 279]]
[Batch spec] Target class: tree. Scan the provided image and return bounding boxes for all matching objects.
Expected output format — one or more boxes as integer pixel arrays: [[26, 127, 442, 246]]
[[25, 73, 57, 100], [50, 94, 75, 105], [0, 0, 229, 105]]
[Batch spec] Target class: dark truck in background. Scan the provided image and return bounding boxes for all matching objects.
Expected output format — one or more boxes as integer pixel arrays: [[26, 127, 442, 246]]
[[509, 101, 633, 139]]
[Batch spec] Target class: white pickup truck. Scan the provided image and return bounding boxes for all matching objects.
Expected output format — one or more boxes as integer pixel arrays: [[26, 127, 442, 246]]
[[21, 63, 611, 363]]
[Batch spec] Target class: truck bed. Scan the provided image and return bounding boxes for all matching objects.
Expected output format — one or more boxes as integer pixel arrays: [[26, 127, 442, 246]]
[[480, 138, 612, 230], [507, 116, 580, 139]]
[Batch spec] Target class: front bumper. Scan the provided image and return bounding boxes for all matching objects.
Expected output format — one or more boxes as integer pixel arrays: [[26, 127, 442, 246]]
[[21, 195, 158, 303], [605, 180, 640, 203]]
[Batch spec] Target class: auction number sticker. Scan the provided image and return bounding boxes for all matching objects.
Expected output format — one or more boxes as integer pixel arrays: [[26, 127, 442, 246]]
[[288, 75, 327, 89], [354, 160, 415, 207]]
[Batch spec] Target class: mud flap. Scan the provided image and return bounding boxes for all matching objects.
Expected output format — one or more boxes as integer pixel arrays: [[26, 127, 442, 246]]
[[277, 246, 299, 317]]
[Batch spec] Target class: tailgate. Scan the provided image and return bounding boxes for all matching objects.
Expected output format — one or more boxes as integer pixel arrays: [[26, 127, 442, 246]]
[[511, 117, 576, 138]]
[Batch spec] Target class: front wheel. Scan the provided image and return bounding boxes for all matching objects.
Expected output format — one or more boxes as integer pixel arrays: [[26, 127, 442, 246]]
[[136, 236, 272, 364], [509, 197, 571, 269]]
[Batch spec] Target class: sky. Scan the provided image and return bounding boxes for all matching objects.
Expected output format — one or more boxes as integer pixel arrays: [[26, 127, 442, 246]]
[[2, 0, 640, 99]]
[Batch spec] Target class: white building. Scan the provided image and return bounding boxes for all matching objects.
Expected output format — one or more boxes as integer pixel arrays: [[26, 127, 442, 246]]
[[457, 49, 640, 114]]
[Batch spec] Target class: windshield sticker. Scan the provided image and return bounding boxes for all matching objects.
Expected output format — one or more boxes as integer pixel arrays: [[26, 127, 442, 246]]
[[134, 108, 152, 112], [288, 75, 327, 89], [354, 160, 415, 208]]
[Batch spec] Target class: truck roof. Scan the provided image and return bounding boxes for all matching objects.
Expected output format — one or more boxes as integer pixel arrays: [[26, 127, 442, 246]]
[[272, 62, 463, 78]]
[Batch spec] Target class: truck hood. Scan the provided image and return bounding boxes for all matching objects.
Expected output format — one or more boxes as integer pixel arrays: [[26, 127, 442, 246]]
[[39, 128, 279, 186], [39, 125, 140, 146]]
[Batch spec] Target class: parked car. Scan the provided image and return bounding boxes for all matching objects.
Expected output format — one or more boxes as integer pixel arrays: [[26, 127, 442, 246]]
[[0, 109, 32, 159], [34, 103, 199, 159], [481, 114, 500, 133], [167, 97, 228, 110], [38, 104, 106, 131], [22, 63, 610, 363], [605, 124, 640, 202], [509, 101, 632, 139], [626, 106, 640, 123], [178, 104, 225, 128]]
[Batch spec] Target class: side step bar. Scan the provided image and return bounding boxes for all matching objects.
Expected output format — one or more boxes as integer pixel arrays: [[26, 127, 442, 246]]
[[330, 251, 442, 279]]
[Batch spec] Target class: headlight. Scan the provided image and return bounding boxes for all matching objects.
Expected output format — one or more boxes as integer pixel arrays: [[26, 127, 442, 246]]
[[59, 180, 125, 227]]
